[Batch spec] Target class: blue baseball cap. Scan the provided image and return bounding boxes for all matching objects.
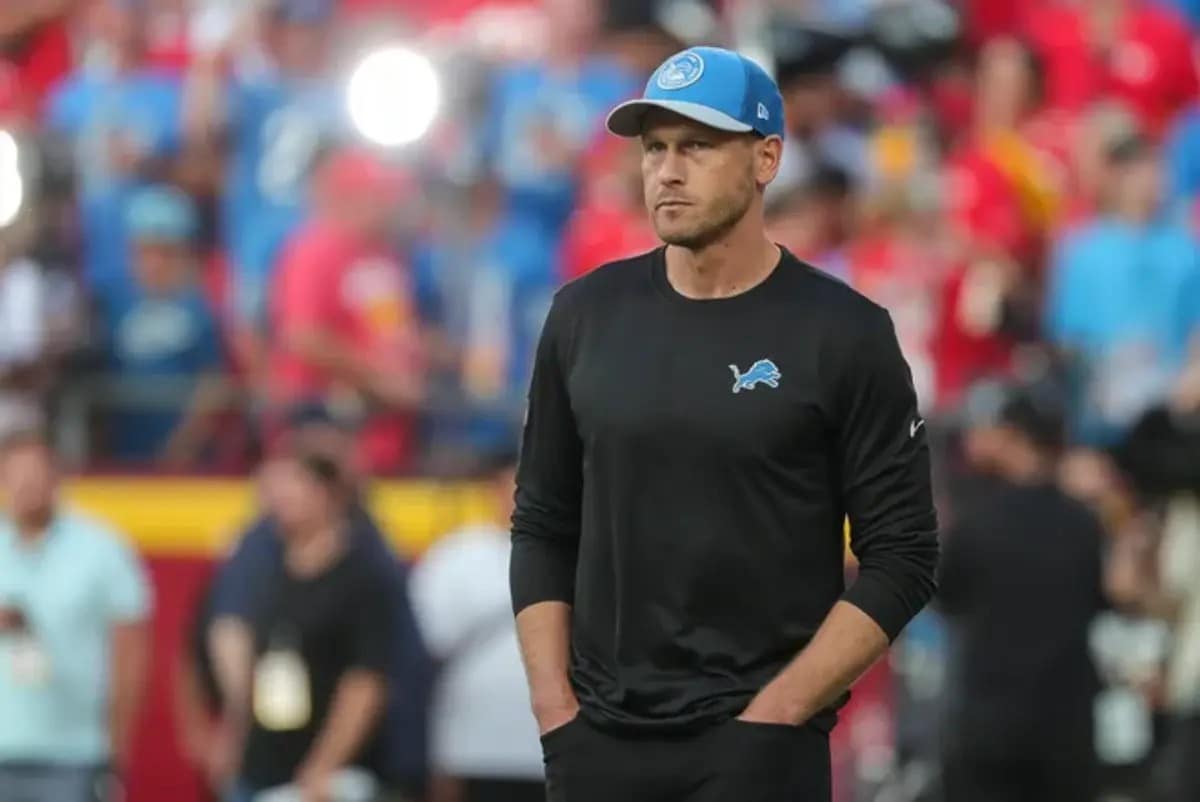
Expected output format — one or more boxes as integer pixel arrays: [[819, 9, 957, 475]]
[[606, 47, 786, 140], [126, 185, 197, 245]]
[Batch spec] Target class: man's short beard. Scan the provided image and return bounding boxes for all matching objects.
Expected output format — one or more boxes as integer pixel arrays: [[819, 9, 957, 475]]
[[657, 172, 756, 250]]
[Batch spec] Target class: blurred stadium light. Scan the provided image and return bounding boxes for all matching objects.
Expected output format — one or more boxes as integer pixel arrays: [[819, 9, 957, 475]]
[[0, 130, 22, 228], [346, 46, 442, 147]]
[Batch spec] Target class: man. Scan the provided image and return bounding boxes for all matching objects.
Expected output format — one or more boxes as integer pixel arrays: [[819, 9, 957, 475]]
[[206, 403, 431, 800], [938, 379, 1106, 802], [106, 184, 224, 466], [411, 449, 544, 802], [229, 444, 396, 802], [510, 46, 939, 802], [269, 148, 425, 474], [0, 419, 151, 802]]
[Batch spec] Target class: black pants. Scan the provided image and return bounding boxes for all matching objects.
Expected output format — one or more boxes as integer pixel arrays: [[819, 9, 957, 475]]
[[540, 716, 831, 802], [462, 777, 547, 802]]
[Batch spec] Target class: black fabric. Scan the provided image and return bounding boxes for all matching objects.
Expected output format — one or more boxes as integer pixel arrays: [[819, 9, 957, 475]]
[[937, 479, 1104, 796], [240, 543, 396, 790], [511, 247, 938, 734], [540, 716, 830, 802], [941, 736, 1097, 802], [462, 777, 547, 802]]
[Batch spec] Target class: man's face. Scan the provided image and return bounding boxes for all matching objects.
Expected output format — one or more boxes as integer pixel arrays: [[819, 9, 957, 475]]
[[0, 442, 57, 522], [640, 112, 777, 249], [133, 241, 189, 295], [976, 38, 1034, 125], [1116, 154, 1162, 216]]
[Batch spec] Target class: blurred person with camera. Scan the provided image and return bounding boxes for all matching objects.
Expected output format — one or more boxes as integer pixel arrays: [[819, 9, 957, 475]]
[[104, 183, 225, 467], [45, 0, 184, 308], [203, 403, 430, 801], [222, 443, 397, 802], [938, 379, 1108, 802], [268, 148, 424, 475], [0, 417, 151, 802], [411, 449, 544, 802], [1045, 133, 1200, 447]]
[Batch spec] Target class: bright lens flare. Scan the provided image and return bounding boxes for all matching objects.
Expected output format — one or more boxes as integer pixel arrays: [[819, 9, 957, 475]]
[[347, 47, 441, 147], [0, 130, 22, 228]]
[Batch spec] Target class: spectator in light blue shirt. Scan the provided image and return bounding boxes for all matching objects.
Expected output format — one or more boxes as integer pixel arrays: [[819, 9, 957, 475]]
[[1046, 135, 1200, 445], [0, 422, 151, 802]]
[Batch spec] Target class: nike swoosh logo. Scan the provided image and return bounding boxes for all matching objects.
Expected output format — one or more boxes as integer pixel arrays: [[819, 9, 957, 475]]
[[910, 419, 925, 438]]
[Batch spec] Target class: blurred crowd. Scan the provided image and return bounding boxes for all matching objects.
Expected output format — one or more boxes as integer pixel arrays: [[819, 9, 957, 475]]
[[2, 0, 1200, 800]]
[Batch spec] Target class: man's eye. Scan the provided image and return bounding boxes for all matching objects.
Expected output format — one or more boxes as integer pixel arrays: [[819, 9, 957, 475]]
[[685, 140, 711, 151], [644, 142, 665, 154]]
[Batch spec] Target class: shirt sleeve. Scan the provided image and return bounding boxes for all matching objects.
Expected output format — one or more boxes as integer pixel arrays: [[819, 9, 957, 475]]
[[346, 566, 397, 676], [509, 289, 583, 615], [102, 532, 152, 624], [209, 518, 281, 620], [832, 306, 939, 642]]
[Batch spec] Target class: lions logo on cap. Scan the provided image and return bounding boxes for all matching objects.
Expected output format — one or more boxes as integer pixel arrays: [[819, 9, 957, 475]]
[[656, 51, 705, 90]]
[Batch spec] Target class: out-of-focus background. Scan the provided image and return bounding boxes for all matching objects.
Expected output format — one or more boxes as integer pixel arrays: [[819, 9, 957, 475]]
[[1, 0, 1199, 800]]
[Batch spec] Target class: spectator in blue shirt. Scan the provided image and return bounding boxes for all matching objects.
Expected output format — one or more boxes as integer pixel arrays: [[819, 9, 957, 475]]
[[184, 0, 347, 329], [205, 404, 432, 799], [1046, 135, 1200, 446], [483, 0, 638, 240], [45, 0, 183, 308], [413, 177, 555, 460], [106, 184, 224, 466]]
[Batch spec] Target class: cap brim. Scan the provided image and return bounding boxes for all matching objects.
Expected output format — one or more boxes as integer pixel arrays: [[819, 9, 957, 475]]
[[606, 99, 754, 138]]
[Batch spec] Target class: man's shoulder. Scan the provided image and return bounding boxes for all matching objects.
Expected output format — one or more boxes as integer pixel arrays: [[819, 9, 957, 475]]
[[780, 252, 890, 328], [55, 510, 139, 561], [554, 247, 659, 308]]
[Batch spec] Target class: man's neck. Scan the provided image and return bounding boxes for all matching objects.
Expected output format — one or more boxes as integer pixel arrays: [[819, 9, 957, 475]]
[[666, 217, 780, 300], [15, 508, 54, 545], [283, 521, 345, 578]]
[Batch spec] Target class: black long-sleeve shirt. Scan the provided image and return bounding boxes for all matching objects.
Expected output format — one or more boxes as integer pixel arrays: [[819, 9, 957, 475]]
[[510, 247, 938, 733]]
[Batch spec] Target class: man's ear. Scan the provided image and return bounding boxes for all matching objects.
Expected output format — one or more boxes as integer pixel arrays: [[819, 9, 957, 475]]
[[755, 135, 784, 186]]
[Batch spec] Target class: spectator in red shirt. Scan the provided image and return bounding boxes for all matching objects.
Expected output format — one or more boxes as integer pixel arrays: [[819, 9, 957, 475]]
[[559, 133, 657, 282], [269, 149, 424, 474], [1026, 0, 1198, 137]]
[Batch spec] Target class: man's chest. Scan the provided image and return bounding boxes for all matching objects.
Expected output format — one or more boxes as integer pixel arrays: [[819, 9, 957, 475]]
[[567, 308, 831, 462], [0, 547, 103, 635]]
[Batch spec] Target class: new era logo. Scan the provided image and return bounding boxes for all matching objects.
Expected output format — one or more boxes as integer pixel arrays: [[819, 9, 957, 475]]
[[757, 102, 769, 120]]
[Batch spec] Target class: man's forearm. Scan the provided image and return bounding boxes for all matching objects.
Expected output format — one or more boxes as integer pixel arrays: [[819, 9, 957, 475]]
[[209, 616, 254, 725], [515, 601, 576, 723], [110, 622, 150, 767], [744, 601, 888, 726], [302, 671, 387, 773]]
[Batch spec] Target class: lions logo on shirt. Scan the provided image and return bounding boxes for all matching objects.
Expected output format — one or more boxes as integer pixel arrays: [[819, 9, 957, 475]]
[[656, 52, 705, 90], [729, 359, 781, 393]]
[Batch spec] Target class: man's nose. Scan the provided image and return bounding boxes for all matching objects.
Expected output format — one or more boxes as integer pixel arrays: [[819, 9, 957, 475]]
[[656, 149, 686, 186]]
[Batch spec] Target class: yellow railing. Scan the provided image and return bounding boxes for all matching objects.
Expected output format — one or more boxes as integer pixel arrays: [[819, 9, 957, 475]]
[[62, 478, 497, 558]]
